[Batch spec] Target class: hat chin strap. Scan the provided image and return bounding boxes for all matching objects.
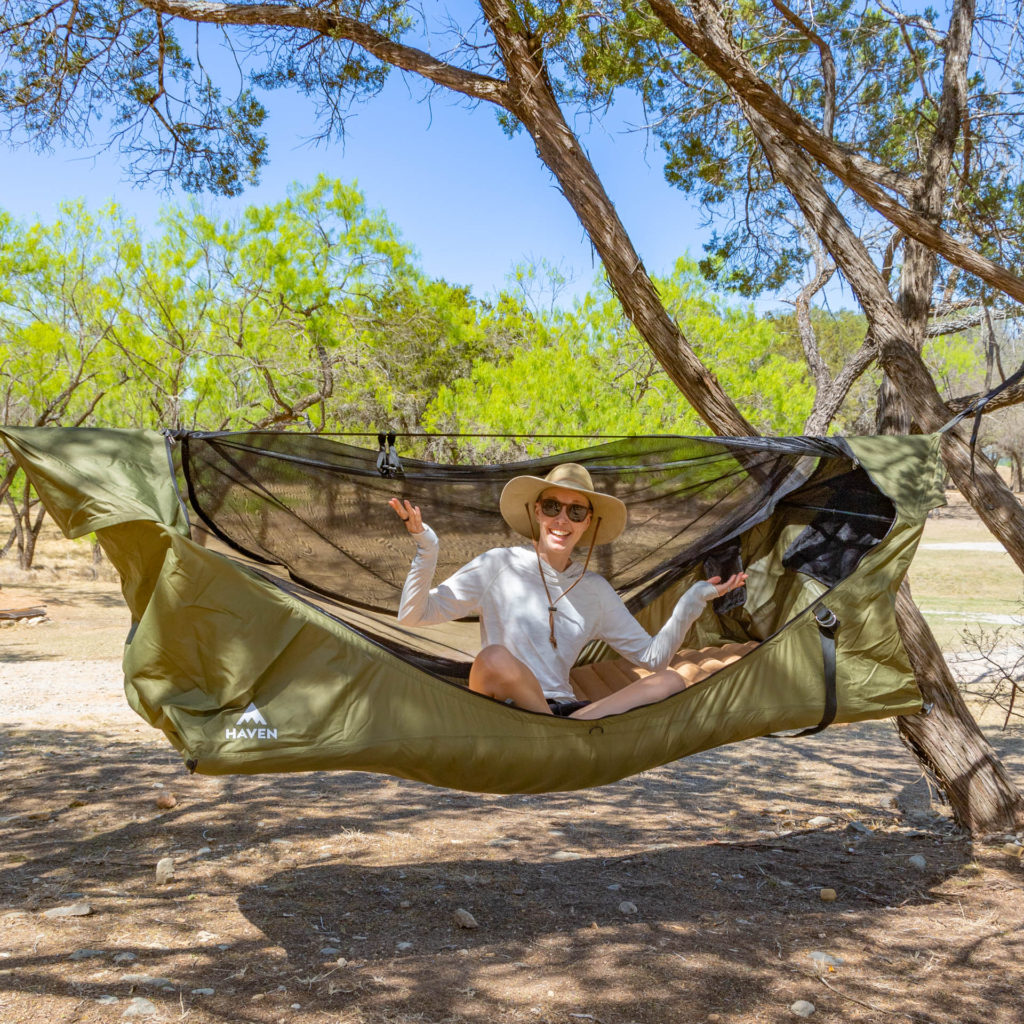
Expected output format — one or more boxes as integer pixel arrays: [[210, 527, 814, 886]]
[[526, 502, 602, 649]]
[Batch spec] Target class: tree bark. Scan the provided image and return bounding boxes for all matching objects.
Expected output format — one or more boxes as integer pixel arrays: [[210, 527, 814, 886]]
[[22, 504, 44, 571], [3, 493, 24, 568], [895, 584, 1024, 832]]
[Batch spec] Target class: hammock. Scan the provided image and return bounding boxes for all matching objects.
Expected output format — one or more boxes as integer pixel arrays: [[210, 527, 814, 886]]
[[0, 426, 944, 794]]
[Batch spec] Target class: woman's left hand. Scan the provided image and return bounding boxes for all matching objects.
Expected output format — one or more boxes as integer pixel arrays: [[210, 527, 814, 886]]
[[388, 497, 424, 534], [707, 572, 747, 597]]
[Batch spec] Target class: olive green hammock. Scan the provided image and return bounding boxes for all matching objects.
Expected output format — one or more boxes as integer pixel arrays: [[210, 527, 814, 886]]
[[0, 426, 943, 794]]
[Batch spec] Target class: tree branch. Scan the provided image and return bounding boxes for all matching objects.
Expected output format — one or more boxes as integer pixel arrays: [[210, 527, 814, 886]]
[[926, 305, 1019, 337], [650, 0, 915, 195], [946, 380, 1024, 416], [649, 0, 1024, 307], [793, 245, 835, 393], [135, 0, 511, 106], [769, 0, 836, 138]]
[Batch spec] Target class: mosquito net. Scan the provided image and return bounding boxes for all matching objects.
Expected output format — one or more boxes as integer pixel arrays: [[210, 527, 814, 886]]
[[176, 431, 895, 679]]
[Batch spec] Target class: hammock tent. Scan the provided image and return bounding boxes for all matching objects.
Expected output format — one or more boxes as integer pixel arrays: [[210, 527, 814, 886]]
[[0, 426, 944, 794]]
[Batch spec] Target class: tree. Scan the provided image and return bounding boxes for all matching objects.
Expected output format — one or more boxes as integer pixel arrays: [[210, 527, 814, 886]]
[[0, 0, 1022, 830], [0, 202, 128, 567], [108, 176, 413, 431], [613, 0, 1024, 830], [427, 258, 814, 457]]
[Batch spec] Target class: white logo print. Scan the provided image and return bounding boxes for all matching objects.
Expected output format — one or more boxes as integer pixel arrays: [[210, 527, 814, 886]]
[[237, 703, 268, 726], [225, 702, 278, 741]]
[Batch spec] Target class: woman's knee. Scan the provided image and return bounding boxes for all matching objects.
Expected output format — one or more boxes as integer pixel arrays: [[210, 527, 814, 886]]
[[469, 646, 549, 712], [473, 644, 522, 679]]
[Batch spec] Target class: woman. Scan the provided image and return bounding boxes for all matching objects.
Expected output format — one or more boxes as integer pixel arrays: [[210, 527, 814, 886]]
[[388, 462, 751, 719]]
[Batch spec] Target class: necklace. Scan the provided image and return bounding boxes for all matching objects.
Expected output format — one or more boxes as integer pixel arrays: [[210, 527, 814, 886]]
[[526, 503, 601, 649]]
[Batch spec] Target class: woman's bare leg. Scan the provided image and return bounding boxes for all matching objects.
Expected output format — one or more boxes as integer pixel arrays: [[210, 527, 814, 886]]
[[469, 644, 553, 714], [569, 641, 759, 720]]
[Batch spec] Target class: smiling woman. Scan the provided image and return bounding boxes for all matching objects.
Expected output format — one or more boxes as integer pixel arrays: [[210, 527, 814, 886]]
[[389, 462, 748, 719]]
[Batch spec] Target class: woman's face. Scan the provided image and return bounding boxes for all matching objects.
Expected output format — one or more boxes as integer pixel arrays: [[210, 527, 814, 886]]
[[533, 486, 593, 564]]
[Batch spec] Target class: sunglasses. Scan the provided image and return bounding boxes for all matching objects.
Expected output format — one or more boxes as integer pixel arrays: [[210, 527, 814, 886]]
[[537, 498, 592, 523]]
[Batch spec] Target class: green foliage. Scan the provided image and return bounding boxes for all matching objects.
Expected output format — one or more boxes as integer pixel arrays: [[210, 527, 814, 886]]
[[424, 258, 813, 457], [922, 333, 988, 399], [595, 1, 1024, 298], [0, 200, 129, 432], [0, 177, 513, 437], [2, 184, 826, 470]]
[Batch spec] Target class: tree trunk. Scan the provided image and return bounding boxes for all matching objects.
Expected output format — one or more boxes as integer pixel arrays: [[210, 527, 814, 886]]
[[0, 462, 17, 508], [895, 584, 1024, 832], [480, 0, 756, 438], [22, 503, 46, 571], [3, 493, 24, 567], [672, 63, 1024, 831], [5, 480, 46, 571]]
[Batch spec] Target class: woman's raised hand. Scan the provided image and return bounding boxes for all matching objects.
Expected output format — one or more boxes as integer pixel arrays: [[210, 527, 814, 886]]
[[707, 572, 748, 597], [388, 497, 424, 534]]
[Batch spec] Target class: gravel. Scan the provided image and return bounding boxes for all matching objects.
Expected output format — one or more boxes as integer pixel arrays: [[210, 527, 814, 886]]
[[0, 659, 130, 728]]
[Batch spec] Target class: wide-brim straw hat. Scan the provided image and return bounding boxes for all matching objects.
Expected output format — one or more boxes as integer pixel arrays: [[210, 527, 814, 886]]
[[499, 463, 627, 547]]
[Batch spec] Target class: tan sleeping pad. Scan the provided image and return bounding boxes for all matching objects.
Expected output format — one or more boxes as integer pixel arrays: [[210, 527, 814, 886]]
[[569, 641, 760, 703]]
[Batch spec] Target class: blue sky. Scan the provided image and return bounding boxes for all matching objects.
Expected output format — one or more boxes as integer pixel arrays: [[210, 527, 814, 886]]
[[0, 50, 728, 305]]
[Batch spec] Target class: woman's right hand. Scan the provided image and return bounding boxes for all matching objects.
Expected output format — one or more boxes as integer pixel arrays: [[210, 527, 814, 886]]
[[388, 497, 424, 534], [706, 572, 747, 597]]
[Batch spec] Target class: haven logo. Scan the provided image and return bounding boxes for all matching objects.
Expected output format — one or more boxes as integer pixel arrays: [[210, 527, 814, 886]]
[[225, 702, 278, 741]]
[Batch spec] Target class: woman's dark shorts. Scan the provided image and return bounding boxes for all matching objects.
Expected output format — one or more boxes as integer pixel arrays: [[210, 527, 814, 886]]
[[547, 698, 592, 717]]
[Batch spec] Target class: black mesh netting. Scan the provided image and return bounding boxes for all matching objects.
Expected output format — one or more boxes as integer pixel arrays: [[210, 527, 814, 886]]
[[177, 432, 891, 674]]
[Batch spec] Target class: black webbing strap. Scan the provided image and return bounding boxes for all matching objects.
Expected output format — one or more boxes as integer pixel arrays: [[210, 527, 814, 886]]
[[770, 603, 839, 739], [938, 356, 1024, 476]]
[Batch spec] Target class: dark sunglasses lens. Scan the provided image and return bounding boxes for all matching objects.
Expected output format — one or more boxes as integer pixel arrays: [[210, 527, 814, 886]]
[[540, 498, 591, 522]]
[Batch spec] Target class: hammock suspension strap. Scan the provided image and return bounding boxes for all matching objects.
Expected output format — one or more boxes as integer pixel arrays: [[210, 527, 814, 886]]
[[771, 603, 839, 739]]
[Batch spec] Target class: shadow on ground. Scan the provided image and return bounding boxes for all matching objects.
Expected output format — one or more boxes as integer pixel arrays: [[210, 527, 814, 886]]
[[0, 720, 1021, 1024]]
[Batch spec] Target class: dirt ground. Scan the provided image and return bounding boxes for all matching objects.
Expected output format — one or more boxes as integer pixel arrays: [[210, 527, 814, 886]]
[[1, 502, 1023, 1024]]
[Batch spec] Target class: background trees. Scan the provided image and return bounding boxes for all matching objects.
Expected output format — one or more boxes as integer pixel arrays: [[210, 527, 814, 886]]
[[0, 203, 129, 567], [426, 259, 814, 459], [1, 185, 822, 539]]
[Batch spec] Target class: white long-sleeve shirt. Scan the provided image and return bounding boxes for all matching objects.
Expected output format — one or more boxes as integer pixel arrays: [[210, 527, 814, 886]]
[[398, 525, 719, 701]]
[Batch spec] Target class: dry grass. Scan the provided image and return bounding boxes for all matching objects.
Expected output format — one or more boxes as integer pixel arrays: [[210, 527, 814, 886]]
[[912, 493, 1024, 649]]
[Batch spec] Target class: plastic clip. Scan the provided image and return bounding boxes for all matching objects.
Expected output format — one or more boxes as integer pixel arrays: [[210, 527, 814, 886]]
[[376, 431, 403, 478], [813, 605, 839, 631]]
